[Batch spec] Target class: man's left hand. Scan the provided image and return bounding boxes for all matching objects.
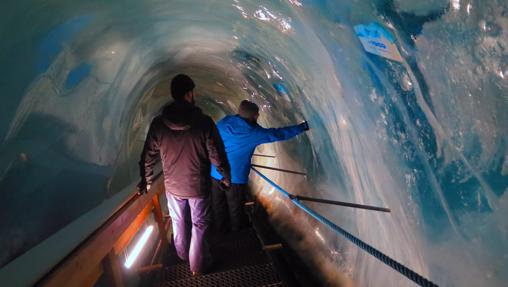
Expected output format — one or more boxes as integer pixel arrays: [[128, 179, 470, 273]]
[[137, 180, 149, 195]]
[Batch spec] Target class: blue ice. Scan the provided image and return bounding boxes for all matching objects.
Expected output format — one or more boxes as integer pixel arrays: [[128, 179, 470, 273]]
[[0, 0, 507, 286]]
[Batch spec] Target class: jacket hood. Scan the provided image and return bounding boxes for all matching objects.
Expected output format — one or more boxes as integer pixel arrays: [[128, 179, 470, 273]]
[[220, 115, 257, 135], [161, 100, 203, 130]]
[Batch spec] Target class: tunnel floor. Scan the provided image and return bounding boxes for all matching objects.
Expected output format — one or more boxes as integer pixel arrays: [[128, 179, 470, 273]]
[[145, 201, 322, 287], [155, 228, 282, 287]]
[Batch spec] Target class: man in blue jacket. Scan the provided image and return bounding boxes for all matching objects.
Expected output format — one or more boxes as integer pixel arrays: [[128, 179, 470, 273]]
[[210, 100, 309, 232]]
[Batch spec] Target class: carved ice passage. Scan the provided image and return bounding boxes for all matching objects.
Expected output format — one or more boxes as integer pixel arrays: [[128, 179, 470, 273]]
[[1, 0, 507, 286]]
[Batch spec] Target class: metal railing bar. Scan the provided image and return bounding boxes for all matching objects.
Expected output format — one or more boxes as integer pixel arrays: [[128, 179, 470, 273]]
[[253, 154, 276, 158], [251, 164, 306, 175], [292, 195, 391, 213]]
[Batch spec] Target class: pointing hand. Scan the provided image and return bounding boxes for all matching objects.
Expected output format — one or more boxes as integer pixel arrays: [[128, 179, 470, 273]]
[[300, 121, 310, 131]]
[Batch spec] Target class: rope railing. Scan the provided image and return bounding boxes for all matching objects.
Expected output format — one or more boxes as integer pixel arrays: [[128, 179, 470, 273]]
[[251, 167, 438, 287]]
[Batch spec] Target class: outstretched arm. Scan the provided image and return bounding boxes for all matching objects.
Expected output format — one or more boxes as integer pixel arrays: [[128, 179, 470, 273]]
[[259, 121, 309, 144], [206, 119, 231, 184], [138, 121, 160, 193]]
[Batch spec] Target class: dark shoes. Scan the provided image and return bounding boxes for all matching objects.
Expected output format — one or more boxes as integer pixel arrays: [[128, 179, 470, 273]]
[[191, 257, 216, 277]]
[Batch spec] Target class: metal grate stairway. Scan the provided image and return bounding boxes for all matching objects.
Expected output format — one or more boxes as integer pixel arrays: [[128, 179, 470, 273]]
[[155, 228, 283, 287]]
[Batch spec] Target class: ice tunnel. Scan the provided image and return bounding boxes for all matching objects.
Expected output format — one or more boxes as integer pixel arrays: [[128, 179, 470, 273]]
[[1, 0, 507, 286]]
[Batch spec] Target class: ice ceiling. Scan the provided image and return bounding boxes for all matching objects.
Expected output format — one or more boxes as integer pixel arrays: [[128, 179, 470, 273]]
[[1, 0, 507, 286]]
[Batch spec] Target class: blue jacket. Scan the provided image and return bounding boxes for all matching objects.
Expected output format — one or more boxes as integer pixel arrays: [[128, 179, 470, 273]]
[[211, 115, 305, 184]]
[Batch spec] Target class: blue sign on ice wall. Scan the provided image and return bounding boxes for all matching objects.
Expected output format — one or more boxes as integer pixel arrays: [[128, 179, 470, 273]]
[[354, 22, 403, 62]]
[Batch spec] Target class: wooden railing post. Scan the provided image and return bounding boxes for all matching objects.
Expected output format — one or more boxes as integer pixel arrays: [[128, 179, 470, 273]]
[[152, 194, 169, 250], [102, 250, 124, 287]]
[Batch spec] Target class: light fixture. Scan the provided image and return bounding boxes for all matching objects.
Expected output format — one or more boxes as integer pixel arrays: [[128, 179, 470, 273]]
[[124, 225, 154, 269]]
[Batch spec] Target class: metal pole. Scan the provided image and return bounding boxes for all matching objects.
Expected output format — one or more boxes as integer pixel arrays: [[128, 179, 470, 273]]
[[293, 195, 391, 213], [251, 164, 306, 176], [252, 154, 276, 158]]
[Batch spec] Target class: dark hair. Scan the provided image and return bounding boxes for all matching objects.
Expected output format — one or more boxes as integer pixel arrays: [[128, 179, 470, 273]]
[[238, 100, 259, 120], [171, 74, 195, 100]]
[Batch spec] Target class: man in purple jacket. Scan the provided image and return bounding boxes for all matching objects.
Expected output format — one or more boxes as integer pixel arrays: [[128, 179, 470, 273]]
[[210, 100, 309, 232], [138, 74, 231, 275]]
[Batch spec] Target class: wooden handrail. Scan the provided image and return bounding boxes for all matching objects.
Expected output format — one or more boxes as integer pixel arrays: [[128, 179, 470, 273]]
[[38, 175, 168, 287]]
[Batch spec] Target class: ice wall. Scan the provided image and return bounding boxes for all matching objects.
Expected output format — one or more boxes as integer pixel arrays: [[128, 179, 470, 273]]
[[1, 0, 507, 286]]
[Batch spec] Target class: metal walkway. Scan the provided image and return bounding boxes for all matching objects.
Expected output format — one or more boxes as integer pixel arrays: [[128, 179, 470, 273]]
[[154, 229, 283, 287]]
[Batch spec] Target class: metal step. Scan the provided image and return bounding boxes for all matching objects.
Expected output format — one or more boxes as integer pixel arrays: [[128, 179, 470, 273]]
[[149, 202, 321, 287], [153, 228, 282, 286], [160, 262, 191, 281], [158, 263, 281, 287]]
